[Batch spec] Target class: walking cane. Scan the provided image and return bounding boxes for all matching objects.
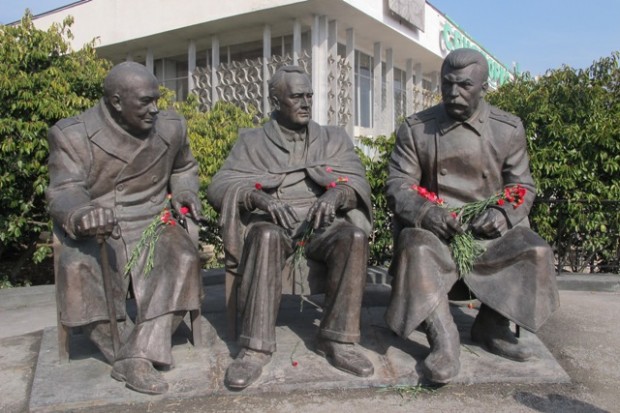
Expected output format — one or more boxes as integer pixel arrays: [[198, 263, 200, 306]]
[[98, 234, 121, 359]]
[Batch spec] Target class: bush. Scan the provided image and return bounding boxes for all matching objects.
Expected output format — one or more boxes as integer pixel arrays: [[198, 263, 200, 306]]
[[355, 135, 395, 266], [487, 52, 620, 272], [0, 11, 110, 281]]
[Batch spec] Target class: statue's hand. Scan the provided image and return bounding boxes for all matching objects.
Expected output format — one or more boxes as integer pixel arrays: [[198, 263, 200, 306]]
[[306, 188, 345, 229], [420, 205, 463, 241], [249, 190, 299, 229], [469, 208, 507, 239], [171, 191, 204, 222], [72, 207, 117, 239]]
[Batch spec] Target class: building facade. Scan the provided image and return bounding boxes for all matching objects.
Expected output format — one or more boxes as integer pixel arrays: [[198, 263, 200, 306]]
[[33, 0, 513, 138]]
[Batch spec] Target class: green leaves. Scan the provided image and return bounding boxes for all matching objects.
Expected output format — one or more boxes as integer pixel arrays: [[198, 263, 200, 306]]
[[488, 52, 620, 272], [0, 11, 110, 264]]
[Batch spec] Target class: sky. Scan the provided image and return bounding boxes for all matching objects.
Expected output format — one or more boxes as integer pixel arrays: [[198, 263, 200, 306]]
[[1, 0, 619, 76]]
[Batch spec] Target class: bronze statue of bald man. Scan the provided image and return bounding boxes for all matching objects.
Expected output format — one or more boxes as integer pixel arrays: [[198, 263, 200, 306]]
[[46, 62, 203, 394]]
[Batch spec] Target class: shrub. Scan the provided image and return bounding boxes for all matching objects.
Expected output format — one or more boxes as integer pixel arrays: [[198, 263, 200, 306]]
[[486, 53, 620, 272], [355, 135, 395, 266], [0, 11, 110, 281]]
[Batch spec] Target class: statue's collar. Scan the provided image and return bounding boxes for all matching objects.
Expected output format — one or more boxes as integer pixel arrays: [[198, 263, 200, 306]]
[[438, 101, 489, 136]]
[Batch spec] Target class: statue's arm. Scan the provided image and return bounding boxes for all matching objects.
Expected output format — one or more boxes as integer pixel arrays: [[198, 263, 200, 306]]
[[385, 122, 433, 228], [494, 121, 537, 228], [45, 124, 96, 239]]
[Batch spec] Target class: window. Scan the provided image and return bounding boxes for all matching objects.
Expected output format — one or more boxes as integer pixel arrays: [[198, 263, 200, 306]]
[[154, 55, 188, 101], [394, 67, 407, 124], [355, 50, 373, 128]]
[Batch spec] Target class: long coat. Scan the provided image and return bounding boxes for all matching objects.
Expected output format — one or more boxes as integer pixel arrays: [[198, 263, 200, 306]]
[[46, 100, 202, 326], [385, 101, 559, 334]]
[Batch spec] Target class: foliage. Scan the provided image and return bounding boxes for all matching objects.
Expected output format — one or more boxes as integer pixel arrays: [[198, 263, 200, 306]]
[[355, 135, 395, 266], [487, 52, 620, 272], [0, 11, 110, 272], [158, 90, 257, 263]]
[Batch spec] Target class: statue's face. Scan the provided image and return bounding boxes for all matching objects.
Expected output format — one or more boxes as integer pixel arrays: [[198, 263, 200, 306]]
[[115, 74, 160, 137], [274, 72, 313, 130], [441, 63, 488, 121]]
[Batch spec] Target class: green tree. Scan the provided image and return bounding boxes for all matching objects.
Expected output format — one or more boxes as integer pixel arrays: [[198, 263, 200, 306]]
[[0, 11, 110, 279], [487, 52, 620, 272]]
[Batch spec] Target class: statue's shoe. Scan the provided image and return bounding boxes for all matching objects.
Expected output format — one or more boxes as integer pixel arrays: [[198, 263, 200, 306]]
[[224, 348, 271, 390], [316, 339, 374, 377], [471, 314, 534, 362], [111, 358, 169, 395], [422, 342, 460, 384]]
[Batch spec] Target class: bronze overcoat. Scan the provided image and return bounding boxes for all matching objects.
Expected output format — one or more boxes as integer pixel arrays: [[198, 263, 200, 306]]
[[385, 101, 559, 334], [46, 100, 202, 327]]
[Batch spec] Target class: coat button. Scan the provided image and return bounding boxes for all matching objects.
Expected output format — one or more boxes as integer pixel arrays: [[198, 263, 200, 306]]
[[151, 176, 159, 183], [116, 184, 125, 191], [482, 170, 489, 179], [440, 168, 448, 176]]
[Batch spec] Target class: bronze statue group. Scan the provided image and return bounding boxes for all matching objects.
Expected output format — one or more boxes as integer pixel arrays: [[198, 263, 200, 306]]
[[47, 48, 559, 395]]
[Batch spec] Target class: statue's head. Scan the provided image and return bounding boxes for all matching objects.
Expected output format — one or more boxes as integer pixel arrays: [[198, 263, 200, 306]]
[[103, 62, 160, 138], [268, 65, 313, 130], [440, 48, 489, 121]]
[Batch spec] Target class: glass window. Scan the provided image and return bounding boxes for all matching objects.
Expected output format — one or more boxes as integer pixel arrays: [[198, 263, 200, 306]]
[[394, 67, 407, 124], [154, 55, 188, 101], [271, 35, 293, 57], [355, 50, 373, 128]]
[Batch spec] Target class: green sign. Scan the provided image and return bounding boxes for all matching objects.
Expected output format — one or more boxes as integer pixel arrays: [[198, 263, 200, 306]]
[[441, 21, 513, 87]]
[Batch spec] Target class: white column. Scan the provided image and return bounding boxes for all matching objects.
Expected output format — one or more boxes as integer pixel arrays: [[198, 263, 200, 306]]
[[293, 19, 302, 65], [262, 24, 272, 117], [345, 28, 355, 138], [385, 48, 394, 134], [211, 36, 220, 103], [414, 62, 422, 112], [188, 40, 196, 93], [373, 42, 382, 134], [311, 15, 328, 124], [406, 58, 414, 116], [146, 48, 154, 74]]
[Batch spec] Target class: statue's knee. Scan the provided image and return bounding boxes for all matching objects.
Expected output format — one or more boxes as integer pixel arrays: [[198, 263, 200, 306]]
[[346, 226, 367, 246], [249, 223, 282, 245]]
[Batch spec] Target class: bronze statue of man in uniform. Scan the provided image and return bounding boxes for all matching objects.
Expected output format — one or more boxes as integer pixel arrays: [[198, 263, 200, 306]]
[[47, 62, 203, 394], [385, 48, 559, 383], [208, 65, 374, 390]]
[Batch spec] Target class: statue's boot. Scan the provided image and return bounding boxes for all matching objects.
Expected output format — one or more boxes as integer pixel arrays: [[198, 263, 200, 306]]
[[111, 357, 169, 395], [224, 348, 272, 390], [422, 298, 461, 384], [316, 339, 374, 377], [471, 304, 533, 362]]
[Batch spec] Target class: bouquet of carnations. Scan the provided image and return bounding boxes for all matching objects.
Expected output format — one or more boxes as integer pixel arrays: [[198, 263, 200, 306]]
[[411, 184, 527, 276]]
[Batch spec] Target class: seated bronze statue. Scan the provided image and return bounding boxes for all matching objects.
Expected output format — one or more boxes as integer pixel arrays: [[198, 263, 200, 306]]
[[207, 65, 374, 390], [46, 62, 203, 395], [384, 48, 560, 384]]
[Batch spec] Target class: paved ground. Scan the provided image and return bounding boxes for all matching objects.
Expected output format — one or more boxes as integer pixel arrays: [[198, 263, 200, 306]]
[[1, 272, 619, 413]]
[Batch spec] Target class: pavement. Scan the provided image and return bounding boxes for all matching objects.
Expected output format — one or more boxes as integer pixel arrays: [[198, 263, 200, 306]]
[[0, 270, 619, 413]]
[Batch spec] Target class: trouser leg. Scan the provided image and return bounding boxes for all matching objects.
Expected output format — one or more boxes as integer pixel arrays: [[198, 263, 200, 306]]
[[237, 222, 292, 353], [307, 223, 367, 344], [116, 313, 177, 367]]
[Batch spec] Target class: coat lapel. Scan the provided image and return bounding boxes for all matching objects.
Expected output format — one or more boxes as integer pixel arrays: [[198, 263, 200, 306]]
[[87, 101, 170, 183]]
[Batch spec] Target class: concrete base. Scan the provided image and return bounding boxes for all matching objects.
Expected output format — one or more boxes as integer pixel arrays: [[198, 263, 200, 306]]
[[29, 284, 569, 412]]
